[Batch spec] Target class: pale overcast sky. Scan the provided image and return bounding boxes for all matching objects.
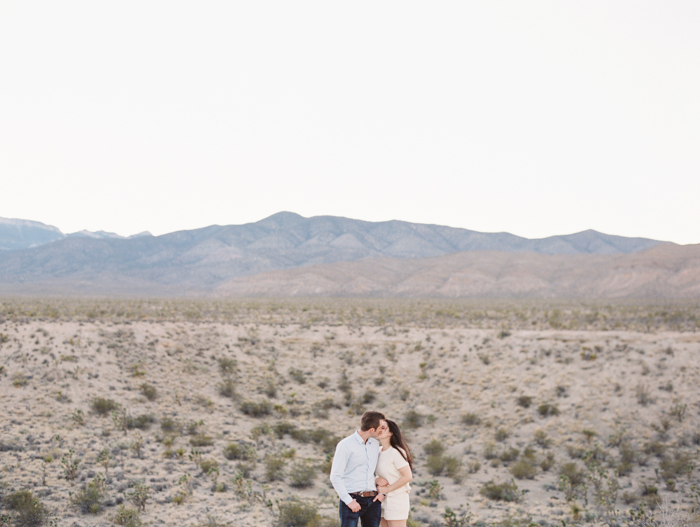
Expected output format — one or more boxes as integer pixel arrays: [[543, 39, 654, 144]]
[[1, 1, 699, 243]]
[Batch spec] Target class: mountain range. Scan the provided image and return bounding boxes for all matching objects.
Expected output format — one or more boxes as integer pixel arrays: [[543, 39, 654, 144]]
[[1, 211, 695, 298]]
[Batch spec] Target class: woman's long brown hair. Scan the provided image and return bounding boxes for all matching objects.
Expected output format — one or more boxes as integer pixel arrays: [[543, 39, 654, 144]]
[[386, 419, 413, 469]]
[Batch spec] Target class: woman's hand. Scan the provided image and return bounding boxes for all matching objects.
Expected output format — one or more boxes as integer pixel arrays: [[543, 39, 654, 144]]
[[375, 477, 389, 487], [377, 485, 390, 494]]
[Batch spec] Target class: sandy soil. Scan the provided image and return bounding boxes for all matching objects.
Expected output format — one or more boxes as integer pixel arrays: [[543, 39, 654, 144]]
[[1, 318, 699, 526]]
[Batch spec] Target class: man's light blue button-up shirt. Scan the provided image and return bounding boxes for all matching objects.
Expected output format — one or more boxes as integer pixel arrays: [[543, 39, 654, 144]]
[[330, 431, 380, 505]]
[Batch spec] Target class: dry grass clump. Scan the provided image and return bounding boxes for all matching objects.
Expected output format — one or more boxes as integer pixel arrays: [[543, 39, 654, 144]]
[[91, 396, 120, 415]]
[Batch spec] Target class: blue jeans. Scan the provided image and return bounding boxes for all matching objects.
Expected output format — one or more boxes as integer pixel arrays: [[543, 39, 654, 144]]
[[339, 496, 382, 527]]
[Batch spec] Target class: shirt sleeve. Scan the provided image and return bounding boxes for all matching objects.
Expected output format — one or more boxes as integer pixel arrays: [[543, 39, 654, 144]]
[[393, 448, 409, 470], [330, 441, 353, 505]]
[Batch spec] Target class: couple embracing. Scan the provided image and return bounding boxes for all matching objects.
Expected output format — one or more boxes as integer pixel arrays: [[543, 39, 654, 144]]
[[330, 411, 413, 527]]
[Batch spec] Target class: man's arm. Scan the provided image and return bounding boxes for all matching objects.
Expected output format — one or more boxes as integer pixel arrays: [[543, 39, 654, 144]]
[[329, 442, 353, 505]]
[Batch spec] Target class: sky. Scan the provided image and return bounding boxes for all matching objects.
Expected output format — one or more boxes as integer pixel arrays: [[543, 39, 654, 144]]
[[1, 1, 699, 244]]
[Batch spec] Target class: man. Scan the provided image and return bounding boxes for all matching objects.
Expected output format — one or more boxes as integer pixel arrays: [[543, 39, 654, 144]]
[[330, 411, 387, 527]]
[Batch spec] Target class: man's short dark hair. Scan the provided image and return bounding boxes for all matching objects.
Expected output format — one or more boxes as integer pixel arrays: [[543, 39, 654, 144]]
[[360, 411, 385, 432]]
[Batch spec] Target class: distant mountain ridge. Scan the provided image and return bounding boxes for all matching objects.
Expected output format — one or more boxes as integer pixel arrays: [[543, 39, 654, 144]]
[[0, 212, 669, 296], [0, 216, 151, 251]]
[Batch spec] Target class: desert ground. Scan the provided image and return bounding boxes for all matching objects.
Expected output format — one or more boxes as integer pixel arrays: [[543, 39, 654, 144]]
[[0, 299, 699, 527]]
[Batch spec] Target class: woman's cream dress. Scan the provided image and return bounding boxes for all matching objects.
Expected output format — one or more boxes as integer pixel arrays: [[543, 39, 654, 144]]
[[376, 447, 410, 521]]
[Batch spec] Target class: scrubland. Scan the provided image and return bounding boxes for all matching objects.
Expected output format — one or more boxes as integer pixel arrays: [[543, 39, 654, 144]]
[[0, 298, 699, 527]]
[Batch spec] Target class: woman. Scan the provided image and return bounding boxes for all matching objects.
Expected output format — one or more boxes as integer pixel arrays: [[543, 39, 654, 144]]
[[374, 419, 413, 527]]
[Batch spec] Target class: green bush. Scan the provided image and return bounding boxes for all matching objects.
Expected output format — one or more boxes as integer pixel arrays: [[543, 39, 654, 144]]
[[160, 416, 181, 433], [289, 368, 306, 384], [224, 443, 256, 461], [189, 434, 214, 447], [240, 400, 273, 417], [461, 413, 481, 426], [537, 403, 560, 417], [114, 505, 142, 526], [127, 414, 155, 430], [264, 454, 287, 481], [71, 479, 106, 514], [403, 410, 423, 429], [423, 439, 445, 457], [499, 447, 520, 463], [426, 454, 447, 476], [218, 357, 237, 376], [559, 462, 586, 487], [218, 378, 237, 399], [479, 480, 521, 502], [510, 458, 538, 479], [3, 490, 51, 526], [495, 428, 509, 442], [92, 397, 119, 416], [289, 460, 317, 488], [200, 458, 219, 474], [516, 396, 532, 408], [139, 383, 157, 401], [277, 499, 317, 527], [444, 455, 463, 483]]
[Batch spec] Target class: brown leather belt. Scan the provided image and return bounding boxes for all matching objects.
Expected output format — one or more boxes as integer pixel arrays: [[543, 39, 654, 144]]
[[351, 491, 378, 498]]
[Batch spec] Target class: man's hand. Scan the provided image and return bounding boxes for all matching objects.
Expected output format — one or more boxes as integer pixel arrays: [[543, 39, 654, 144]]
[[348, 499, 361, 513], [375, 477, 389, 487], [373, 492, 386, 503]]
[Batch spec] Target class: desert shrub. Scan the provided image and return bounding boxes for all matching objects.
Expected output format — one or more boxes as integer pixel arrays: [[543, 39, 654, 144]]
[[224, 443, 256, 461], [537, 403, 560, 417], [160, 417, 181, 433], [127, 414, 155, 431], [264, 454, 287, 481], [540, 452, 555, 472], [424, 439, 445, 457], [240, 400, 273, 417], [3, 490, 50, 526], [113, 505, 142, 527], [289, 460, 317, 488], [443, 456, 463, 483], [218, 378, 237, 399], [660, 452, 694, 480], [403, 409, 423, 429], [495, 428, 509, 442], [189, 434, 214, 447], [273, 421, 298, 439], [617, 442, 636, 476], [92, 397, 119, 416], [289, 368, 306, 384], [467, 460, 481, 473], [559, 463, 586, 487], [534, 429, 551, 448], [200, 458, 219, 474], [461, 413, 481, 426], [139, 383, 157, 401], [510, 458, 538, 479], [71, 479, 106, 514], [483, 442, 498, 460], [635, 384, 653, 406], [426, 455, 447, 476], [12, 372, 28, 388], [125, 482, 150, 512], [499, 447, 520, 463], [516, 396, 532, 408], [643, 440, 666, 458], [288, 427, 340, 455], [479, 480, 521, 502], [276, 499, 317, 527], [311, 398, 339, 419], [218, 357, 237, 376]]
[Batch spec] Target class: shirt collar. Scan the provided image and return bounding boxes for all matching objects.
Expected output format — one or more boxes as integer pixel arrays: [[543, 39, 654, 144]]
[[353, 431, 370, 445]]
